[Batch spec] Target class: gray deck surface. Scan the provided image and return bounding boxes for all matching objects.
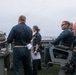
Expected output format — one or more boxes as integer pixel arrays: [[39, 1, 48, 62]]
[[8, 65, 59, 75]]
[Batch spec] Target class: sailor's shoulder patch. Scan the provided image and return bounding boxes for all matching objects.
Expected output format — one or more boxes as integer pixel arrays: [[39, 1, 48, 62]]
[[33, 36, 36, 39]]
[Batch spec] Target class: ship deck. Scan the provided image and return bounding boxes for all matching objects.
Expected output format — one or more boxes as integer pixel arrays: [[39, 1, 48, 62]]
[[7, 65, 59, 75]]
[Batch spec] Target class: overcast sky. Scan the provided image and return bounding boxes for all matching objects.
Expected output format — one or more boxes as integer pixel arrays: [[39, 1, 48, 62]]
[[0, 0, 76, 36]]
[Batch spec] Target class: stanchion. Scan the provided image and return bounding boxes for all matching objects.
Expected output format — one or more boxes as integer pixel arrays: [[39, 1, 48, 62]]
[[0, 53, 6, 75]]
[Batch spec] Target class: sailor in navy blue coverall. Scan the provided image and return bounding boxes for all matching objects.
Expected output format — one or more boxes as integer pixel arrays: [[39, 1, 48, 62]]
[[32, 25, 42, 75], [71, 23, 76, 75], [45, 21, 74, 65], [7, 15, 33, 75]]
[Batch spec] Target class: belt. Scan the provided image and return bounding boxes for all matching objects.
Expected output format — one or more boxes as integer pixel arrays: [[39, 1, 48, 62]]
[[73, 49, 76, 52], [14, 45, 27, 48]]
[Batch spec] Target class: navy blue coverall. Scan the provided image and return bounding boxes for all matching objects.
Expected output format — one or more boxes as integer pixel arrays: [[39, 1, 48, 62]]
[[33, 32, 42, 75], [45, 29, 74, 64], [71, 36, 76, 75], [7, 22, 33, 75]]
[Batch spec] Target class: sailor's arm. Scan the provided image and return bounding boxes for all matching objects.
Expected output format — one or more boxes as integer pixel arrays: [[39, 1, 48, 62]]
[[34, 35, 41, 54], [7, 27, 15, 43], [53, 30, 69, 45]]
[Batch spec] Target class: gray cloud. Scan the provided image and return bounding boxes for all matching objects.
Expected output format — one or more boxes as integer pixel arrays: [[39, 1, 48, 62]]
[[0, 0, 76, 36]]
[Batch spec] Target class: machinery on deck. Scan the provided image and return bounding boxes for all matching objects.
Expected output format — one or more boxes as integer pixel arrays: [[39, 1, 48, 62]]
[[0, 31, 11, 75], [48, 44, 75, 75]]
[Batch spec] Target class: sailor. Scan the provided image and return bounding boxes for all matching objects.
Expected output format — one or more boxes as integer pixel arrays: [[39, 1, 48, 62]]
[[32, 25, 42, 75], [69, 22, 73, 30], [71, 23, 76, 75], [7, 15, 33, 75], [45, 21, 74, 65]]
